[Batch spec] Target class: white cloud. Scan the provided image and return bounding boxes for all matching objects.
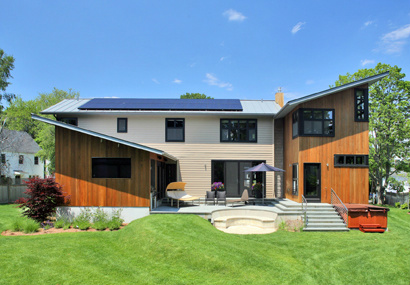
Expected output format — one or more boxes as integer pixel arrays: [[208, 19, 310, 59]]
[[364, 21, 374, 27], [152, 78, 160, 84], [291, 22, 306, 34], [173, 79, 182, 84], [361, 59, 375, 66], [204, 73, 233, 91], [220, 56, 226, 62], [379, 24, 410, 54], [223, 9, 246, 22], [305, 80, 314, 85]]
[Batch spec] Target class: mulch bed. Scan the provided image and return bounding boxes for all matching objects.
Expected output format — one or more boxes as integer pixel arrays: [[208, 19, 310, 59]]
[[1, 224, 128, 236]]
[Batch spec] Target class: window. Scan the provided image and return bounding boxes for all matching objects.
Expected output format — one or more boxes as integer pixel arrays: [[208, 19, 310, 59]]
[[58, 117, 78, 126], [220, 119, 257, 142], [34, 157, 39, 165], [293, 109, 334, 138], [15, 175, 21, 185], [166, 118, 185, 142], [92, 158, 131, 178], [355, 88, 369, 122], [19, 155, 24, 164], [1, 154, 5, 164], [117, 118, 128, 133], [334, 155, 369, 167], [292, 163, 298, 195]]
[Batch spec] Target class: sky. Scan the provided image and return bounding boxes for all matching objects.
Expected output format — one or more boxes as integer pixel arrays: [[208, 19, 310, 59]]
[[1, 1, 410, 103]]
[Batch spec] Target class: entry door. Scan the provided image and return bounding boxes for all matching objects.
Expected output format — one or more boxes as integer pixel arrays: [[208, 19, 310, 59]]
[[304, 163, 321, 202], [225, 162, 239, 197]]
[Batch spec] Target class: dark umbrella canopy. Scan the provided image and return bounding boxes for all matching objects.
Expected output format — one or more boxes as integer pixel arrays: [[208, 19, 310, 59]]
[[244, 162, 285, 172]]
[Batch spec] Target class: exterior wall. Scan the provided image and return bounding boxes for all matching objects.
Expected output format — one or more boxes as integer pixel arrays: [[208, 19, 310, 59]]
[[284, 85, 369, 204], [55, 127, 151, 207], [1, 152, 45, 181], [77, 115, 275, 198], [274, 118, 284, 198]]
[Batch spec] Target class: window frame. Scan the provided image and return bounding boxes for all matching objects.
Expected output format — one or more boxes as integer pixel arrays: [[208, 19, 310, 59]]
[[19, 155, 24, 164], [292, 111, 299, 139], [334, 154, 369, 168], [117, 118, 128, 133], [34, 156, 39, 165], [92, 157, 132, 179], [292, 163, 298, 196], [293, 108, 335, 138], [165, 118, 185, 142], [354, 88, 369, 122], [220, 119, 258, 143]]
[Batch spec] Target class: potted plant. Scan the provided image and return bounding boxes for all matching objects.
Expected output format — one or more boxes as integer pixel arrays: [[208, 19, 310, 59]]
[[253, 182, 263, 198], [211, 182, 224, 192]]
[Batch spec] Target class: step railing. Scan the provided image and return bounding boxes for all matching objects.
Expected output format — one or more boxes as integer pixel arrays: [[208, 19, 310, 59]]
[[302, 195, 308, 227], [330, 188, 348, 225]]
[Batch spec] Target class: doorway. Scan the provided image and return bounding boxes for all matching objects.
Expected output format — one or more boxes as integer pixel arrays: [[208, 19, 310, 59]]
[[304, 163, 321, 202]]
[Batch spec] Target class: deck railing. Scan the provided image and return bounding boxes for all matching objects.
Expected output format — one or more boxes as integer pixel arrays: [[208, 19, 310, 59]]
[[301, 195, 308, 227], [331, 188, 348, 225]]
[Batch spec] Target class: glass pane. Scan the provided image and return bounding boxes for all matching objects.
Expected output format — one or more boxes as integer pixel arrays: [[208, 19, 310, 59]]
[[305, 164, 319, 197], [303, 110, 312, 120], [356, 90, 363, 97], [221, 129, 229, 141], [221, 120, 229, 129], [249, 129, 256, 141], [175, 120, 184, 128], [230, 129, 239, 141], [248, 120, 256, 129], [346, 156, 354, 164], [225, 162, 239, 197], [230, 120, 238, 129], [239, 120, 247, 129], [356, 156, 364, 165], [313, 110, 323, 119], [212, 161, 225, 184], [337, 156, 344, 165], [118, 119, 127, 131], [324, 120, 333, 135], [167, 129, 183, 141], [292, 164, 298, 179], [292, 122, 298, 137], [304, 121, 313, 134], [312, 121, 322, 134], [324, 111, 333, 120], [239, 129, 247, 141], [167, 120, 174, 128]]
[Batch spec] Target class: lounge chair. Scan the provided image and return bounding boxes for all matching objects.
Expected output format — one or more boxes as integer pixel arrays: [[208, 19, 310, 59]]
[[216, 191, 226, 206], [205, 191, 216, 205], [166, 182, 200, 208], [229, 189, 249, 207]]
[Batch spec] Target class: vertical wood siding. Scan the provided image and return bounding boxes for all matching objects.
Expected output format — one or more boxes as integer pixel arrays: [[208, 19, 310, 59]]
[[55, 127, 150, 207]]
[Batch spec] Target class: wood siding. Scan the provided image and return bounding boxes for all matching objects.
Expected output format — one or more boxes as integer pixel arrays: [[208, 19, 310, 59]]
[[284, 85, 369, 204], [55, 126, 150, 207]]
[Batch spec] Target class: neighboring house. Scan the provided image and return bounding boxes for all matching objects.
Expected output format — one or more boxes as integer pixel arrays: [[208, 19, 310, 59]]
[[32, 72, 388, 220], [0, 129, 45, 184]]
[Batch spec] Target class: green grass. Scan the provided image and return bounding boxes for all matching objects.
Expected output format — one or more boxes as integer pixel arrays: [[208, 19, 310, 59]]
[[0, 204, 409, 284]]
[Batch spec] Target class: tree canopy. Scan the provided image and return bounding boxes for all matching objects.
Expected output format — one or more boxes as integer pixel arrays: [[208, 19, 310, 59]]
[[0, 48, 15, 111], [334, 63, 410, 203], [180, 93, 214, 99]]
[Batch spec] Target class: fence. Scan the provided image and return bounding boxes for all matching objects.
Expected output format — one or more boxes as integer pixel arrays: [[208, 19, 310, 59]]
[[0, 184, 28, 204], [384, 191, 409, 206]]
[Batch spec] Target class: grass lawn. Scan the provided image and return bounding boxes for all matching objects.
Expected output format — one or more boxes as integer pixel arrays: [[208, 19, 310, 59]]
[[0, 204, 409, 284]]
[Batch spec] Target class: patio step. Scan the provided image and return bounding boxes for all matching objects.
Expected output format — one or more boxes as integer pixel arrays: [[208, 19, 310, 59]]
[[303, 204, 348, 232], [303, 227, 350, 232]]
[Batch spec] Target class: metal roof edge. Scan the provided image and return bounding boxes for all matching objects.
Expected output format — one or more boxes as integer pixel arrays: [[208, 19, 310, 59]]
[[274, 72, 389, 119], [31, 114, 178, 161]]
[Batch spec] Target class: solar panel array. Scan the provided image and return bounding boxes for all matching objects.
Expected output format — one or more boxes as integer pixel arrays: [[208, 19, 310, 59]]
[[78, 98, 243, 111]]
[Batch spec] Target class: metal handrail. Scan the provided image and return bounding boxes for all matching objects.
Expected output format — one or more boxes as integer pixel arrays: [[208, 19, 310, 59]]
[[302, 195, 308, 227], [330, 188, 348, 225]]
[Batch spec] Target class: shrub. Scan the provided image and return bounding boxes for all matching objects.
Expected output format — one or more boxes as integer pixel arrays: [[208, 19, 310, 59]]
[[395, 202, 401, 208], [10, 218, 25, 232], [55, 216, 71, 229], [72, 208, 92, 230], [63, 223, 71, 230], [14, 197, 28, 204], [22, 219, 40, 234], [92, 220, 109, 231], [108, 209, 124, 231], [401, 203, 409, 210], [93, 207, 108, 223], [20, 177, 68, 222], [75, 220, 91, 230]]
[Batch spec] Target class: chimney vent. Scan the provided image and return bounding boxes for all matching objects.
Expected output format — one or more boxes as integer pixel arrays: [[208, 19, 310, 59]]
[[275, 88, 284, 107]]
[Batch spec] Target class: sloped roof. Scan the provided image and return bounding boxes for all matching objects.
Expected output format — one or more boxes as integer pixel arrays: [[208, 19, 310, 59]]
[[0, 129, 41, 154]]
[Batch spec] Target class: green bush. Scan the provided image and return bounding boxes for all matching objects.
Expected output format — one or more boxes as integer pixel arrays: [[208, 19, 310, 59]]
[[63, 223, 71, 230], [395, 202, 401, 208], [10, 218, 25, 232], [72, 208, 92, 230], [401, 203, 409, 210], [22, 219, 40, 233], [92, 220, 109, 231], [93, 208, 108, 223], [108, 219, 122, 231], [74, 220, 91, 230], [55, 216, 71, 229]]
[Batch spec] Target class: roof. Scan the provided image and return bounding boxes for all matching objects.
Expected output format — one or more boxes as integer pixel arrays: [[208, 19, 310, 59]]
[[0, 129, 41, 154], [41, 99, 281, 116], [274, 72, 389, 119], [31, 114, 178, 161]]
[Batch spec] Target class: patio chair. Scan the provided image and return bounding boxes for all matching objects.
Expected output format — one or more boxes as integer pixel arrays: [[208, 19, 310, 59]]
[[166, 182, 200, 208], [229, 189, 249, 207], [216, 191, 226, 206], [205, 191, 216, 205]]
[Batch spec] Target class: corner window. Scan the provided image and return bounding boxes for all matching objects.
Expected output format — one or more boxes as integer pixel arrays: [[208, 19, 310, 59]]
[[58, 117, 78, 126], [34, 156, 39, 165], [19, 155, 24, 164], [355, 88, 369, 122], [1, 154, 5, 164], [166, 118, 185, 142], [292, 163, 298, 195], [293, 109, 334, 138], [334, 155, 369, 167], [92, 158, 131, 178], [220, 119, 257, 142], [117, 118, 128, 133]]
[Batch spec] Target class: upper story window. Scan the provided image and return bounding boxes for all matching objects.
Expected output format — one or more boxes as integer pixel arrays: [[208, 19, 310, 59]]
[[166, 118, 185, 142], [1, 154, 5, 164], [19, 155, 24, 164], [334, 154, 369, 167], [355, 88, 369, 122], [92, 158, 131, 178], [58, 117, 78, 126], [220, 119, 257, 143], [117, 118, 128, 133], [34, 156, 39, 165], [292, 108, 334, 138]]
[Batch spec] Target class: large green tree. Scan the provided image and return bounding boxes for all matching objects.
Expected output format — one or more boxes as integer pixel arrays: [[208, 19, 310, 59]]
[[334, 63, 410, 204], [0, 49, 15, 111], [180, 93, 214, 99]]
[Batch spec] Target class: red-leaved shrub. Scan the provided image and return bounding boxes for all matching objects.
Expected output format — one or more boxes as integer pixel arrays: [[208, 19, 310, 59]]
[[14, 197, 28, 204], [20, 177, 68, 222]]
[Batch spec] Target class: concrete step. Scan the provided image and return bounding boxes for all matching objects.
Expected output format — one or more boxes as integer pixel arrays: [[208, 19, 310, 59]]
[[306, 211, 337, 215], [308, 218, 344, 223], [306, 222, 346, 227], [307, 214, 342, 219], [303, 227, 349, 232]]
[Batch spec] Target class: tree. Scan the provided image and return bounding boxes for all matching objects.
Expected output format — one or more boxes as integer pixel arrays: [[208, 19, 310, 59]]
[[334, 63, 410, 204], [180, 93, 214, 99], [0, 48, 15, 111]]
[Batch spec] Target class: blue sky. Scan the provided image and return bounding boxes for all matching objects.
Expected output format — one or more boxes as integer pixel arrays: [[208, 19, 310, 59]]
[[1, 1, 409, 103]]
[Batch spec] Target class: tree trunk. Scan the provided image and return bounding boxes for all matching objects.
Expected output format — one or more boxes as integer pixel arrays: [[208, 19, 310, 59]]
[[376, 184, 383, 205]]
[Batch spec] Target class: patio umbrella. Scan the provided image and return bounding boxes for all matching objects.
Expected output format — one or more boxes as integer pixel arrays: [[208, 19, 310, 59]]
[[244, 163, 285, 204]]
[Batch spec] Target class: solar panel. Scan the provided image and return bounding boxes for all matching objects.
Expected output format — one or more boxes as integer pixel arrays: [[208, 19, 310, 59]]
[[78, 98, 243, 111]]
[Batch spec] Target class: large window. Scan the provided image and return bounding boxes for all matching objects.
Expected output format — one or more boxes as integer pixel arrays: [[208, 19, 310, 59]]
[[117, 118, 128, 133], [34, 156, 39, 165], [334, 155, 369, 167], [220, 119, 257, 142], [355, 88, 369, 122], [92, 158, 131, 178], [292, 109, 334, 138], [166, 118, 185, 142], [1, 154, 5, 164], [292, 163, 298, 195]]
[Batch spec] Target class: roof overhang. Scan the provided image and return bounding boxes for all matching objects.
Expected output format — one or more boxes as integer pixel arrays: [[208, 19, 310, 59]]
[[274, 72, 389, 119], [31, 114, 178, 161]]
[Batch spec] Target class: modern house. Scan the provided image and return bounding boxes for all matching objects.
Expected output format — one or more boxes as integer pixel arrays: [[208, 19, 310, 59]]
[[32, 72, 388, 220], [0, 129, 45, 184]]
